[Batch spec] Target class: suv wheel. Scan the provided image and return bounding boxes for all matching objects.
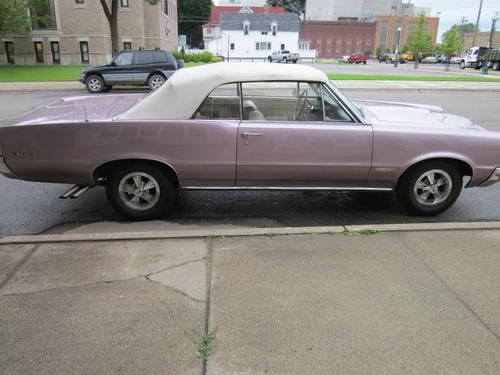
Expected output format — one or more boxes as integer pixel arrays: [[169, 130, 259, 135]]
[[283, 57, 288, 63], [460, 60, 466, 69], [86, 75, 104, 93], [149, 74, 165, 90], [268, 56, 272, 62]]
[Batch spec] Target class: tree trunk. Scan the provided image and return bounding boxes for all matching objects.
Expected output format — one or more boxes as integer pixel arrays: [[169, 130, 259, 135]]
[[100, 0, 120, 57]]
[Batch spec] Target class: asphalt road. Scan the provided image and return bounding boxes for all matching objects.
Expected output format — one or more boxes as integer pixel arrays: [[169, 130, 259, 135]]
[[1, 90, 499, 236]]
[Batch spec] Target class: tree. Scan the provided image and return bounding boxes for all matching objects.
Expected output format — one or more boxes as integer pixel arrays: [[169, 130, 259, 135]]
[[451, 22, 479, 34], [99, 0, 160, 56], [0, 0, 50, 35], [407, 13, 432, 68], [266, 0, 305, 14], [438, 26, 462, 70], [178, 0, 211, 48]]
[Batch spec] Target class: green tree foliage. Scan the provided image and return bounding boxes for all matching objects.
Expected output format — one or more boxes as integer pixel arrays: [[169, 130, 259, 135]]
[[0, 0, 35, 35], [178, 0, 211, 48], [407, 13, 432, 55], [439, 27, 463, 56], [266, 0, 305, 14], [452, 22, 479, 34]]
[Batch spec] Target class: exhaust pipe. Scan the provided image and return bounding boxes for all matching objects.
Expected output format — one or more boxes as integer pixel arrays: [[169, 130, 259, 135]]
[[60, 185, 92, 199]]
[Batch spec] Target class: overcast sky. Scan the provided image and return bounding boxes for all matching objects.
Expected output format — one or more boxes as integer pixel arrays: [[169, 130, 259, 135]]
[[412, 0, 499, 41]]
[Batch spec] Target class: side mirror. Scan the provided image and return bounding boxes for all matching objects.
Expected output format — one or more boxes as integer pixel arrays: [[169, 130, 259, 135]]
[[177, 59, 184, 69]]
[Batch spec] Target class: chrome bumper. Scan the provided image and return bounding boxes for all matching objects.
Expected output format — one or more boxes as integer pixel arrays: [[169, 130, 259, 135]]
[[0, 156, 16, 178], [480, 168, 500, 187]]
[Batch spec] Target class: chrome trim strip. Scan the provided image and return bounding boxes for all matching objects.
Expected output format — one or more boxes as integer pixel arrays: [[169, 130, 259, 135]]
[[479, 167, 500, 187], [0, 156, 17, 178], [182, 186, 393, 191]]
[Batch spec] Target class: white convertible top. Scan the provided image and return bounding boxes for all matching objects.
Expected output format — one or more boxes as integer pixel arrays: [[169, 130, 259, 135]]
[[119, 62, 329, 120]]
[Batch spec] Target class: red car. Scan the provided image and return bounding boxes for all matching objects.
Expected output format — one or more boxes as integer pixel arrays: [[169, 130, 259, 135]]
[[347, 53, 367, 64]]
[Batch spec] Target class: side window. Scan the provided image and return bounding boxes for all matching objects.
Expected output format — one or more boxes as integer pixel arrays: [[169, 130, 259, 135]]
[[113, 51, 133, 65], [193, 83, 240, 120], [322, 85, 353, 122], [241, 81, 323, 122], [135, 51, 154, 64]]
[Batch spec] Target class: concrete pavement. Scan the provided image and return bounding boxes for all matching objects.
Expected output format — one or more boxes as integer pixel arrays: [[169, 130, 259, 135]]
[[1, 224, 499, 374]]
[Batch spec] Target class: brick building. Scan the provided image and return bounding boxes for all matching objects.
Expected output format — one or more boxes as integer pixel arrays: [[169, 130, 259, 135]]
[[301, 21, 376, 58], [0, 0, 178, 65]]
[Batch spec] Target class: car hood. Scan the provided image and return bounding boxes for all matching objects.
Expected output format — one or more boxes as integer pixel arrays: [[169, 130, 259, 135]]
[[354, 99, 485, 131], [81, 64, 108, 73], [15, 93, 146, 125]]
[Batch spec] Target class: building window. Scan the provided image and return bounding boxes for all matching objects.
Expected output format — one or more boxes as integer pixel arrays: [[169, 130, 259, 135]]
[[34, 42, 44, 63], [255, 42, 271, 51], [207, 28, 212, 34], [121, 0, 129, 7], [30, 0, 57, 30], [280, 43, 285, 50], [51, 41, 60, 64], [75, 0, 84, 3], [316, 39, 322, 44], [261, 31, 268, 35], [271, 23, 277, 36], [346, 40, 352, 45], [80, 41, 89, 63], [123, 42, 132, 50], [164, 0, 168, 15], [4, 42, 15, 63], [327, 39, 332, 44], [243, 23, 250, 35], [230, 43, 235, 50], [337, 39, 342, 45], [379, 21, 388, 50], [366, 40, 372, 45]]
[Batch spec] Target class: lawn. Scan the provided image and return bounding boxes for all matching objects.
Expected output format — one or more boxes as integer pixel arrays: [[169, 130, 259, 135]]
[[0, 64, 498, 83]]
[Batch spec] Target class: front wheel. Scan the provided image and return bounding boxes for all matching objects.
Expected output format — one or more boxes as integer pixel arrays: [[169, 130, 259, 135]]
[[292, 59, 297, 64], [85, 75, 104, 93], [105, 163, 176, 220], [460, 61, 466, 69], [283, 57, 288, 63], [396, 161, 462, 216], [268, 56, 272, 62], [493, 62, 500, 71], [148, 74, 165, 90]]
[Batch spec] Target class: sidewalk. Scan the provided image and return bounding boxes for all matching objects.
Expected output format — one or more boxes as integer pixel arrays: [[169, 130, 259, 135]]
[[2, 80, 500, 92], [1, 223, 499, 374]]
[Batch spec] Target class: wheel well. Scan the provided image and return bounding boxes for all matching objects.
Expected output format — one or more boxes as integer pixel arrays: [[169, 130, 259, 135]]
[[85, 73, 104, 81], [397, 158, 473, 185], [147, 71, 166, 81], [93, 159, 180, 187]]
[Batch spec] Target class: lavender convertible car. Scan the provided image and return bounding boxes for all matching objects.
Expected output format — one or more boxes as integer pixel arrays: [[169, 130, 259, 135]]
[[1, 63, 499, 220]]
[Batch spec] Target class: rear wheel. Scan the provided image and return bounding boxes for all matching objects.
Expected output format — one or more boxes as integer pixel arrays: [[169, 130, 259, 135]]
[[460, 60, 466, 69], [283, 56, 288, 63], [86, 75, 104, 93], [493, 62, 500, 71], [396, 161, 462, 216], [105, 163, 176, 220], [268, 56, 272, 62], [292, 59, 297, 64], [148, 74, 165, 91]]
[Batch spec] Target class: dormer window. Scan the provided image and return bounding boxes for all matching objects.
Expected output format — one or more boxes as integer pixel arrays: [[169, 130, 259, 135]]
[[243, 21, 250, 35], [271, 22, 277, 36]]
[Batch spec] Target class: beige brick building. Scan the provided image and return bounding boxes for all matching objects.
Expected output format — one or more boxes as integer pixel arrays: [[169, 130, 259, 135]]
[[0, 0, 178, 65]]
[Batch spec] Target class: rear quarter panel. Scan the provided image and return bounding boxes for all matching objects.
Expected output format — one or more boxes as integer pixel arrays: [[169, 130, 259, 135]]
[[0, 120, 238, 186]]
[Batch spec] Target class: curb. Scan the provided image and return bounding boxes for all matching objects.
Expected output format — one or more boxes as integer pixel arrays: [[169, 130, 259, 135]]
[[1, 221, 500, 245]]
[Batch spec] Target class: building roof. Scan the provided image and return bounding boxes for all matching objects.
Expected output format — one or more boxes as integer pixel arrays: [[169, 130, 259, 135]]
[[211, 5, 285, 24], [220, 13, 301, 32], [120, 62, 328, 120]]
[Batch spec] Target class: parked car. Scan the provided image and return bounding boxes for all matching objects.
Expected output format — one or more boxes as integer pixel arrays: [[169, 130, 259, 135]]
[[422, 56, 438, 63], [2, 63, 500, 220], [268, 50, 299, 63], [347, 53, 367, 64], [79, 49, 182, 93], [400, 52, 414, 62], [450, 56, 463, 64], [378, 53, 395, 63]]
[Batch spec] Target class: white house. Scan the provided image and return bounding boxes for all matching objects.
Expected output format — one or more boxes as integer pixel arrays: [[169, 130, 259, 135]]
[[205, 13, 316, 61]]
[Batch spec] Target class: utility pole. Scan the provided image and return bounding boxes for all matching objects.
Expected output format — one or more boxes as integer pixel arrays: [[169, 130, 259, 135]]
[[459, 16, 468, 49], [481, 12, 499, 75], [472, 0, 483, 47]]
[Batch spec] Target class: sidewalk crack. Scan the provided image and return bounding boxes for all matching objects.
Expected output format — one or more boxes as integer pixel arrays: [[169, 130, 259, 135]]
[[0, 244, 40, 291], [145, 257, 207, 278], [143, 275, 206, 303]]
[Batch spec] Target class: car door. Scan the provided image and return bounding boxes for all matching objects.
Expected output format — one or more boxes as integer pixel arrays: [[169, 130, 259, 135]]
[[104, 51, 134, 84], [236, 81, 373, 187], [132, 50, 154, 84]]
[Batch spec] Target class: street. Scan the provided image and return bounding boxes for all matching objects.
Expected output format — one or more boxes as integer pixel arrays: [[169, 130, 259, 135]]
[[1, 89, 499, 236]]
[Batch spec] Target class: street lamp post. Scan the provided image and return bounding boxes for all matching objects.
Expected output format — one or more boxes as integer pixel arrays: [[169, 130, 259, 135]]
[[393, 26, 402, 67]]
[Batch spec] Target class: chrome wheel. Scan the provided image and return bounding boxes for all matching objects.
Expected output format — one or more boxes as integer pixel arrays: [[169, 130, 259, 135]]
[[413, 169, 453, 207], [118, 172, 160, 211], [149, 75, 165, 90]]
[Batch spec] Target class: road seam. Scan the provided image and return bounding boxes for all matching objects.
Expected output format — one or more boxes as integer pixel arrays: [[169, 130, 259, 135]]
[[202, 239, 215, 375], [0, 244, 39, 291]]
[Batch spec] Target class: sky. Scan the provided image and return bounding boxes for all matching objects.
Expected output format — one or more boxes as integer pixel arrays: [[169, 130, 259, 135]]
[[412, 0, 500, 41]]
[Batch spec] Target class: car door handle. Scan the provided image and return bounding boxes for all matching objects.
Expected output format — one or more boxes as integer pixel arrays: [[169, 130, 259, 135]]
[[241, 132, 263, 138]]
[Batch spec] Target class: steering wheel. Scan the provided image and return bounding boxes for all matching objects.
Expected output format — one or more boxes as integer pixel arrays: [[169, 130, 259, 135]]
[[295, 89, 309, 120]]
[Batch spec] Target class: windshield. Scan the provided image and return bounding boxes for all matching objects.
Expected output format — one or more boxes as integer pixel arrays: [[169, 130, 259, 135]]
[[326, 81, 365, 121]]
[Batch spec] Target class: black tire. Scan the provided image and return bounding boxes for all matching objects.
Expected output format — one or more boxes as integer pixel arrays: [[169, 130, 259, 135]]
[[493, 62, 500, 71], [460, 60, 466, 70], [85, 75, 105, 93], [292, 59, 297, 64], [148, 73, 165, 91], [105, 163, 176, 220], [396, 161, 462, 216], [363, 61, 366, 65], [283, 57, 288, 63], [268, 56, 272, 62]]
